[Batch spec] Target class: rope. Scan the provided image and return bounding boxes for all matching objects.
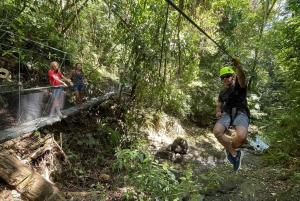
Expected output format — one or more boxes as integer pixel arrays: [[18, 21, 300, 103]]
[[0, 29, 72, 56], [0, 86, 52, 94], [0, 84, 89, 94], [0, 82, 52, 87], [59, 52, 67, 72], [165, 0, 234, 58], [0, 43, 67, 60]]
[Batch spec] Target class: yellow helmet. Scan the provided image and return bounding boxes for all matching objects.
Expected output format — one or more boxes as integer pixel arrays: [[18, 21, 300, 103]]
[[219, 67, 235, 77]]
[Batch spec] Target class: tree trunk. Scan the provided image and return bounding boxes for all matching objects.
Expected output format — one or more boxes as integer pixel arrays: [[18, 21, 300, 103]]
[[0, 151, 66, 201], [247, 0, 277, 91]]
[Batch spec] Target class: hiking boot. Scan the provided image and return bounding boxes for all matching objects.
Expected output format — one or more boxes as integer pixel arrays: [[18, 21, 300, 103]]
[[233, 150, 244, 171], [224, 149, 234, 164]]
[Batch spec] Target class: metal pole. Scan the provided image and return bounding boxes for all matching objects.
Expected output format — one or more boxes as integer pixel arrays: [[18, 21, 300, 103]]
[[18, 50, 21, 124]]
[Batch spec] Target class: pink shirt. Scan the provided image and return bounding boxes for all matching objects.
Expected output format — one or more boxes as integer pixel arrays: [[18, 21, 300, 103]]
[[48, 70, 62, 86]]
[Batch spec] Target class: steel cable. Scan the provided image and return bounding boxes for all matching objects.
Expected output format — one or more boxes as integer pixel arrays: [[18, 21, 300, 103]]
[[165, 0, 234, 58]]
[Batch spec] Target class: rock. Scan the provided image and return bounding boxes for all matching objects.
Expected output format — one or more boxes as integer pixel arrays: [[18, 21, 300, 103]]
[[155, 150, 174, 160], [173, 154, 184, 163], [100, 174, 110, 181], [171, 137, 188, 155]]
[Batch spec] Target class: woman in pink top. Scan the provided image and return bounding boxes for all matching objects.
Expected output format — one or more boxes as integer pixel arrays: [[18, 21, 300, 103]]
[[48, 61, 72, 118]]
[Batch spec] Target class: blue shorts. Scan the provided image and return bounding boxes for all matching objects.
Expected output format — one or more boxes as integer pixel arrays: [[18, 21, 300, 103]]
[[73, 84, 85, 91], [52, 86, 62, 97], [217, 110, 249, 129]]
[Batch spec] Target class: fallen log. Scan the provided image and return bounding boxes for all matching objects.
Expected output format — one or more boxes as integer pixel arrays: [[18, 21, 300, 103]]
[[0, 150, 66, 201]]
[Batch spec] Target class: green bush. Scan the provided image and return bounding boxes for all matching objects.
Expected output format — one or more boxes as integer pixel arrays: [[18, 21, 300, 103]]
[[113, 141, 202, 200], [98, 123, 121, 152]]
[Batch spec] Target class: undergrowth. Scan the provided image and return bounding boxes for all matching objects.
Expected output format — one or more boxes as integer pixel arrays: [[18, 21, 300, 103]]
[[112, 141, 203, 201]]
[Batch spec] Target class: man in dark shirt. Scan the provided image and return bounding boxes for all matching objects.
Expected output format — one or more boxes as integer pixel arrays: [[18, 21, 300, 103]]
[[213, 57, 250, 171]]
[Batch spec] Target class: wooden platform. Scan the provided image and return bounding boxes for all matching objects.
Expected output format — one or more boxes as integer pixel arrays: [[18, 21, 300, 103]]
[[0, 91, 117, 144]]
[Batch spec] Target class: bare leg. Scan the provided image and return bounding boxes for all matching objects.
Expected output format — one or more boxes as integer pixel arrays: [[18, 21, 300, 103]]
[[55, 96, 63, 115], [74, 90, 80, 105], [232, 125, 248, 149], [49, 96, 57, 116], [213, 123, 237, 156], [79, 90, 85, 105]]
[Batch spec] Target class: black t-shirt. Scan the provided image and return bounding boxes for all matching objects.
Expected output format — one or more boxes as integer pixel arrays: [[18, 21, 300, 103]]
[[218, 79, 248, 114]]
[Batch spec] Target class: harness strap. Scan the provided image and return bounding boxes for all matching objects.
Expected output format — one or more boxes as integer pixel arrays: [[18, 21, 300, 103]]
[[225, 77, 250, 126], [230, 108, 237, 126]]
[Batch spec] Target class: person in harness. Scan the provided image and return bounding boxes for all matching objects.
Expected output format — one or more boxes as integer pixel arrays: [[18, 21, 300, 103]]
[[213, 57, 250, 171]]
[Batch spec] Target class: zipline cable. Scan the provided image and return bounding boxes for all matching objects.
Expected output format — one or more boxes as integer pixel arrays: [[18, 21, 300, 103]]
[[165, 0, 234, 58]]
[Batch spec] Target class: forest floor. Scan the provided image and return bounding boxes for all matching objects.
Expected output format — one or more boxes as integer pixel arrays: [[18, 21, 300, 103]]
[[1, 95, 300, 200], [175, 123, 300, 201], [142, 117, 300, 201]]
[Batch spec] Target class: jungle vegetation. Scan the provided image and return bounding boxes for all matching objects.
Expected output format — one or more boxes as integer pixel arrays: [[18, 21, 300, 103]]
[[0, 0, 300, 199]]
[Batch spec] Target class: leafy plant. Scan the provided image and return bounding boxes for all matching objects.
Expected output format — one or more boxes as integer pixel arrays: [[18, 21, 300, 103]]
[[89, 183, 104, 191], [291, 172, 300, 188], [113, 142, 201, 200], [93, 155, 104, 164], [198, 170, 224, 191], [86, 133, 96, 148], [98, 123, 121, 152], [66, 150, 79, 160], [34, 131, 40, 136], [263, 150, 289, 165]]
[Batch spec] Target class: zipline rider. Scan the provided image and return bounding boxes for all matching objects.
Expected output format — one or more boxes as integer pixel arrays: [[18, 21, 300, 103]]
[[213, 57, 250, 171]]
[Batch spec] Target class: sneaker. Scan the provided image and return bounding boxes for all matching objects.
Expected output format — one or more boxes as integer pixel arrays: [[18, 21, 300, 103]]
[[59, 114, 67, 119], [224, 149, 234, 164], [233, 150, 244, 171]]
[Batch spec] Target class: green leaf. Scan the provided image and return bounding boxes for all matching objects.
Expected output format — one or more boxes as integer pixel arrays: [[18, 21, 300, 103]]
[[119, 161, 123, 170]]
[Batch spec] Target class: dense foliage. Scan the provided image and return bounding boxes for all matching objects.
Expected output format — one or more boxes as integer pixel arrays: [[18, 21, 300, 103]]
[[1, 0, 300, 199]]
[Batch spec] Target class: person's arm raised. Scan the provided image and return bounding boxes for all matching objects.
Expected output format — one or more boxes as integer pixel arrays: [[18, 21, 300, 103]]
[[233, 57, 246, 88]]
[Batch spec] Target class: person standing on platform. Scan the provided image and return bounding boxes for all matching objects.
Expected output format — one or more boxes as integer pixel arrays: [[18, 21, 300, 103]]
[[48, 61, 72, 118], [67, 63, 88, 107]]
